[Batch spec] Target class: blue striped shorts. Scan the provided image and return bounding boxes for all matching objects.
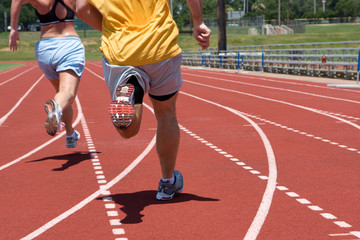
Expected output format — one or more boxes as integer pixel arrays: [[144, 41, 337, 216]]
[[35, 36, 85, 80]]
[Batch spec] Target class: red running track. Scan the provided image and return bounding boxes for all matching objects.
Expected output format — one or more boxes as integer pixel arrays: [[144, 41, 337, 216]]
[[0, 61, 360, 240]]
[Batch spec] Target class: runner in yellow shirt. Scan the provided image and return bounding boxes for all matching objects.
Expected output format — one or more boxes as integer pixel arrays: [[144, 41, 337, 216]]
[[77, 0, 211, 200]]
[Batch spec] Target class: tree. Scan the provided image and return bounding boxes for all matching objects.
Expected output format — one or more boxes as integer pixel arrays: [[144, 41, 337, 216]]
[[18, 4, 37, 30], [0, 0, 37, 31], [334, 0, 359, 18], [217, 0, 227, 51]]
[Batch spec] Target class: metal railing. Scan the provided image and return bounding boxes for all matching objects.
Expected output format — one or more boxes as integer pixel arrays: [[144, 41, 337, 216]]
[[182, 41, 360, 81]]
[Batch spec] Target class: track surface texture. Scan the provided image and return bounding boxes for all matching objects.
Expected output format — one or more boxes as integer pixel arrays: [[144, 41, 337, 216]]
[[1, 61, 360, 240]]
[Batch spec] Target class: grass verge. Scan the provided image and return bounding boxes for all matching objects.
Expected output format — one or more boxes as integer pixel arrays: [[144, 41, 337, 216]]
[[0, 23, 359, 61]]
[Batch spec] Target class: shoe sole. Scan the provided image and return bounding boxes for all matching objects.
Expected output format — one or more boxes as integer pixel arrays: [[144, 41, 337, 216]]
[[44, 100, 59, 136], [108, 84, 134, 130], [156, 170, 184, 201], [156, 186, 183, 201]]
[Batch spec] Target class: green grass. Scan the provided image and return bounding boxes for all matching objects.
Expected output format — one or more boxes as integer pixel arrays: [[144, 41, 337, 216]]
[[1, 23, 360, 62], [0, 62, 24, 72]]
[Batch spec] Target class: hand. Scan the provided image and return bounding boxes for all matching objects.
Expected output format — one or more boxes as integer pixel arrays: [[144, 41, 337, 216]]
[[193, 23, 211, 50], [9, 29, 20, 51]]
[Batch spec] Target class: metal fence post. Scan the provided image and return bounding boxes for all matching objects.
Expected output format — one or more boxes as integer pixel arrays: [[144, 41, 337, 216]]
[[357, 50, 360, 85], [237, 52, 240, 69], [241, 54, 244, 70]]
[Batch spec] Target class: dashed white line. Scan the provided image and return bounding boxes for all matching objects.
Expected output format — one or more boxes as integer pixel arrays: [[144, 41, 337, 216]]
[[180, 121, 358, 238], [334, 221, 352, 228]]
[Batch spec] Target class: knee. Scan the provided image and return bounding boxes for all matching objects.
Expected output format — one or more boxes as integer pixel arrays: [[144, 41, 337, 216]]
[[157, 112, 178, 125], [68, 92, 77, 104]]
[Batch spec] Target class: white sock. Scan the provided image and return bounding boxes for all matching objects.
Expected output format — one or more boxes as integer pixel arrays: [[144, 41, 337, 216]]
[[161, 175, 174, 184]]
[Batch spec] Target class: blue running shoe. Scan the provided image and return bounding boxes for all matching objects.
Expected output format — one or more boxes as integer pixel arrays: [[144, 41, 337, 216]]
[[156, 170, 184, 201], [66, 130, 80, 148]]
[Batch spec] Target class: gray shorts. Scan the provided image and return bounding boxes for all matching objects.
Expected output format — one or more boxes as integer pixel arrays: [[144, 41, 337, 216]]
[[35, 36, 85, 80], [102, 54, 183, 100]]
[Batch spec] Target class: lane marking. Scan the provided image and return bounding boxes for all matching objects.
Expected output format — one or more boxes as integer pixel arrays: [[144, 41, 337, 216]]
[[227, 104, 360, 232], [351, 231, 360, 237], [181, 84, 360, 236], [0, 95, 82, 171], [0, 75, 44, 126], [21, 103, 156, 240], [334, 221, 352, 228], [183, 79, 360, 131], [329, 233, 353, 236], [243, 112, 360, 155], [181, 120, 358, 236], [80, 111, 126, 239], [184, 70, 360, 96], [180, 91, 277, 240], [321, 213, 337, 220], [0, 65, 37, 87]]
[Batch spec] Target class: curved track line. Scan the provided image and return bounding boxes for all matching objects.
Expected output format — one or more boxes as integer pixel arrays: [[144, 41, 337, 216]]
[[183, 79, 360, 131], [183, 72, 360, 105], [0, 65, 37, 86], [0, 74, 44, 126], [205, 70, 360, 93], [0, 96, 82, 171], [181, 91, 277, 240], [21, 103, 156, 240], [85, 66, 104, 80]]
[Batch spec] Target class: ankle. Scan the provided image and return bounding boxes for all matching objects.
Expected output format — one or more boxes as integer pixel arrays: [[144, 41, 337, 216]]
[[127, 77, 144, 104]]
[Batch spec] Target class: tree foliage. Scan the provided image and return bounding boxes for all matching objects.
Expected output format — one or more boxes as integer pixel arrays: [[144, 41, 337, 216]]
[[0, 0, 37, 31], [172, 0, 360, 27], [0, 0, 359, 31]]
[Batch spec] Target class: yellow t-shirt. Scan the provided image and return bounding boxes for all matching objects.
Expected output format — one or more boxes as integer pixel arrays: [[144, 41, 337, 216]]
[[88, 0, 182, 66]]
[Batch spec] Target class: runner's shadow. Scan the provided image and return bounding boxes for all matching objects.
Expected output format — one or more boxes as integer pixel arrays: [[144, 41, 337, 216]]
[[100, 190, 219, 224], [27, 151, 96, 171]]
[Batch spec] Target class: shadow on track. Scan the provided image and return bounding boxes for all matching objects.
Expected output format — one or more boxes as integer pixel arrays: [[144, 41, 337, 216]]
[[98, 190, 219, 224], [26, 151, 97, 171]]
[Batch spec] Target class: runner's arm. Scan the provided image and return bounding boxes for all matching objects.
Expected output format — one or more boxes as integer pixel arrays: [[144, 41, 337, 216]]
[[76, 0, 102, 31], [186, 0, 211, 50], [9, 0, 27, 51]]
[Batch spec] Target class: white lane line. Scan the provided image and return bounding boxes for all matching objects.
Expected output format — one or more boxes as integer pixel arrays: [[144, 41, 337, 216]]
[[286, 192, 300, 197], [85, 67, 105, 80], [202, 70, 360, 94], [0, 74, 44, 126], [183, 72, 360, 104], [308, 206, 323, 211], [321, 213, 337, 220], [296, 199, 311, 204], [334, 221, 352, 228], [80, 108, 126, 239], [182, 84, 360, 236], [0, 95, 82, 171], [244, 113, 360, 155], [21, 103, 155, 240], [185, 78, 360, 156], [183, 79, 360, 131], [183, 120, 357, 234], [351, 231, 360, 237], [0, 65, 37, 87], [180, 91, 277, 240]]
